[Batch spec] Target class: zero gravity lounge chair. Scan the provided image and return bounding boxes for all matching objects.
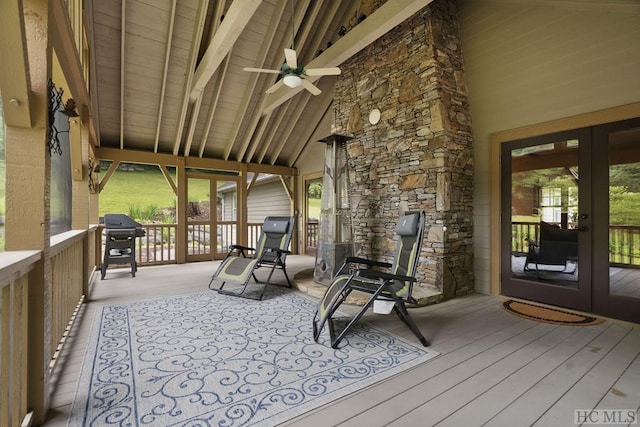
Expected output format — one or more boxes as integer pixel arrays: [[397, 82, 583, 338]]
[[208, 216, 295, 300], [313, 211, 429, 349]]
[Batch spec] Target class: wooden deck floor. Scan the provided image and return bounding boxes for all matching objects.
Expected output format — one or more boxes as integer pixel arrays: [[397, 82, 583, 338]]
[[44, 256, 640, 426]]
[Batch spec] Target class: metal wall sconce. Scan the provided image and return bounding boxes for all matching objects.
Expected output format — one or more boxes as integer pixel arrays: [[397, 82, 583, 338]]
[[61, 98, 79, 118], [47, 79, 79, 156]]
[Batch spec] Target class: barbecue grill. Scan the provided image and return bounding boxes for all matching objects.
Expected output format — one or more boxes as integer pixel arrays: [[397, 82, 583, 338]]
[[101, 214, 145, 279]]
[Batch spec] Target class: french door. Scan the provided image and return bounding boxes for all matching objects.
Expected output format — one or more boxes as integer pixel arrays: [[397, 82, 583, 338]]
[[501, 118, 640, 323], [186, 173, 239, 262]]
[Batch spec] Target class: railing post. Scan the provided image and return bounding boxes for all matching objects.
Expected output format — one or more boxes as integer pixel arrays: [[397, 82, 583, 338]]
[[27, 256, 46, 425], [83, 231, 90, 298]]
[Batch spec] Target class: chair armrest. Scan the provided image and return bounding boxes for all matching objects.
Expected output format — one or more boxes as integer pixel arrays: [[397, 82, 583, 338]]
[[345, 256, 392, 269], [264, 247, 291, 255], [524, 237, 538, 248], [357, 269, 416, 284], [229, 244, 255, 252]]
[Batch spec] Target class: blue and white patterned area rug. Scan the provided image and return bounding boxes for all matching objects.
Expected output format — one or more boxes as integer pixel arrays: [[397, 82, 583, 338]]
[[69, 288, 438, 426]]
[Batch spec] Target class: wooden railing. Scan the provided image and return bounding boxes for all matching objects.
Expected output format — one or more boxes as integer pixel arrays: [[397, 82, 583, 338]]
[[0, 250, 40, 427], [50, 231, 87, 361], [138, 223, 177, 264], [0, 227, 96, 426], [609, 225, 640, 266], [307, 220, 319, 249], [96, 222, 271, 266], [512, 222, 640, 266]]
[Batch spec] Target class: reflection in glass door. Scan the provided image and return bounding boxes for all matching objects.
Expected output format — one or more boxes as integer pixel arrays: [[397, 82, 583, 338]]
[[501, 129, 591, 311]]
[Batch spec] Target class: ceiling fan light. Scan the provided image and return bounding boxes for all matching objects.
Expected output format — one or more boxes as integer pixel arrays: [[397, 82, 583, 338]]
[[283, 75, 302, 88]]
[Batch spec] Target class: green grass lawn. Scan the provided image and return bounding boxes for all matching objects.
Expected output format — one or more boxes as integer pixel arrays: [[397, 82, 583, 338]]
[[307, 197, 321, 220], [99, 166, 210, 219]]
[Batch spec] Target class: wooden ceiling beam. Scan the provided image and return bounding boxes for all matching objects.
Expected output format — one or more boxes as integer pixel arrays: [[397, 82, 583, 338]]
[[289, 88, 335, 167], [96, 147, 296, 177], [197, 1, 228, 158], [182, 93, 203, 156], [0, 0, 32, 127], [171, 1, 209, 155], [299, 0, 343, 66], [244, 111, 272, 163], [270, 92, 312, 165], [186, 0, 228, 158], [119, 0, 126, 149], [153, 0, 177, 153], [256, 105, 289, 164], [197, 54, 230, 158], [276, 1, 342, 159], [82, 0, 101, 146], [225, 0, 288, 161], [262, 0, 435, 114], [235, 0, 311, 164], [292, 0, 324, 58], [189, 0, 262, 102]]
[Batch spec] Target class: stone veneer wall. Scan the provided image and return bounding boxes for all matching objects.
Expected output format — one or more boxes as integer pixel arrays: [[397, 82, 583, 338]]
[[331, 0, 473, 300]]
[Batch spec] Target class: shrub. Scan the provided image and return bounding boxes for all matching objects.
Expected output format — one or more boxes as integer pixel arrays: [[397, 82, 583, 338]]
[[129, 204, 160, 222]]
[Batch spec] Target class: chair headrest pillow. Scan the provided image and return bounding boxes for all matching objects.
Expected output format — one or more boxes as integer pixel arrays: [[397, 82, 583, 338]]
[[263, 219, 289, 234], [396, 213, 419, 236]]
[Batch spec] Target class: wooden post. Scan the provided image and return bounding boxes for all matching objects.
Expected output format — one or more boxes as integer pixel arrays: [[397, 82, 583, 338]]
[[2, 0, 52, 422], [237, 164, 248, 246], [27, 257, 46, 425], [176, 157, 187, 263]]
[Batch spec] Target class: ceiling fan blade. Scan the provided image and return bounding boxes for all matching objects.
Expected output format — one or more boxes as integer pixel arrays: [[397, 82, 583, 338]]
[[284, 48, 298, 69], [304, 67, 341, 76], [265, 79, 286, 94], [243, 67, 282, 74], [301, 79, 322, 95]]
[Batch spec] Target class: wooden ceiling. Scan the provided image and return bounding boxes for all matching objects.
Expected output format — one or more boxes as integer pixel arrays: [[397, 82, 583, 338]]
[[85, 0, 434, 168]]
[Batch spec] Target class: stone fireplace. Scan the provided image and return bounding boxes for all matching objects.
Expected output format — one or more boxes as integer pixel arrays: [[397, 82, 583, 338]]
[[332, 0, 474, 302]]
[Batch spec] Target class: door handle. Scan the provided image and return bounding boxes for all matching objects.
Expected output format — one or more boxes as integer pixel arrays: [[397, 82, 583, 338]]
[[578, 226, 589, 232]]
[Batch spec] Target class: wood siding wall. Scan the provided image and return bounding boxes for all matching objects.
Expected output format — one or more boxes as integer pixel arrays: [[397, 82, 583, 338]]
[[456, 0, 640, 294], [247, 180, 291, 223]]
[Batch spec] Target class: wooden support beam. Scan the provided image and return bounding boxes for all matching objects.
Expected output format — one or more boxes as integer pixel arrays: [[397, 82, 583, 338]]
[[190, 0, 262, 102], [119, 0, 126, 149], [98, 160, 121, 192], [0, 0, 32, 127], [172, 1, 208, 155], [197, 55, 230, 158], [289, 95, 334, 167], [270, 92, 312, 165], [153, 0, 177, 153], [159, 165, 177, 195], [96, 147, 297, 177], [226, 0, 288, 161]]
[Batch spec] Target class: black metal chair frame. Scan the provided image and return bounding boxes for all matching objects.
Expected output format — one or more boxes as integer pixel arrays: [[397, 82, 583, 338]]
[[208, 216, 295, 300], [312, 211, 429, 349]]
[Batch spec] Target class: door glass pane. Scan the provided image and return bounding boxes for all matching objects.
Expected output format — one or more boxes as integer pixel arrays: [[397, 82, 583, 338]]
[[609, 125, 640, 299], [305, 178, 322, 256], [510, 139, 580, 286], [187, 177, 210, 256], [216, 180, 237, 252]]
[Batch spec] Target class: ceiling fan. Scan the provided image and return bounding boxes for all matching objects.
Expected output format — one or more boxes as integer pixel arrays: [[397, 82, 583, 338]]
[[243, 48, 341, 95]]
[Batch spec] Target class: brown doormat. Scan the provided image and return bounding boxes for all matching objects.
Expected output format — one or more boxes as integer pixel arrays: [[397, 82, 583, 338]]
[[502, 299, 605, 326]]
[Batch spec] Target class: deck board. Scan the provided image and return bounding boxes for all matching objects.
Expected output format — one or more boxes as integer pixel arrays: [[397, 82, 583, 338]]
[[485, 323, 631, 426], [533, 327, 640, 426], [42, 257, 640, 427], [436, 322, 610, 426]]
